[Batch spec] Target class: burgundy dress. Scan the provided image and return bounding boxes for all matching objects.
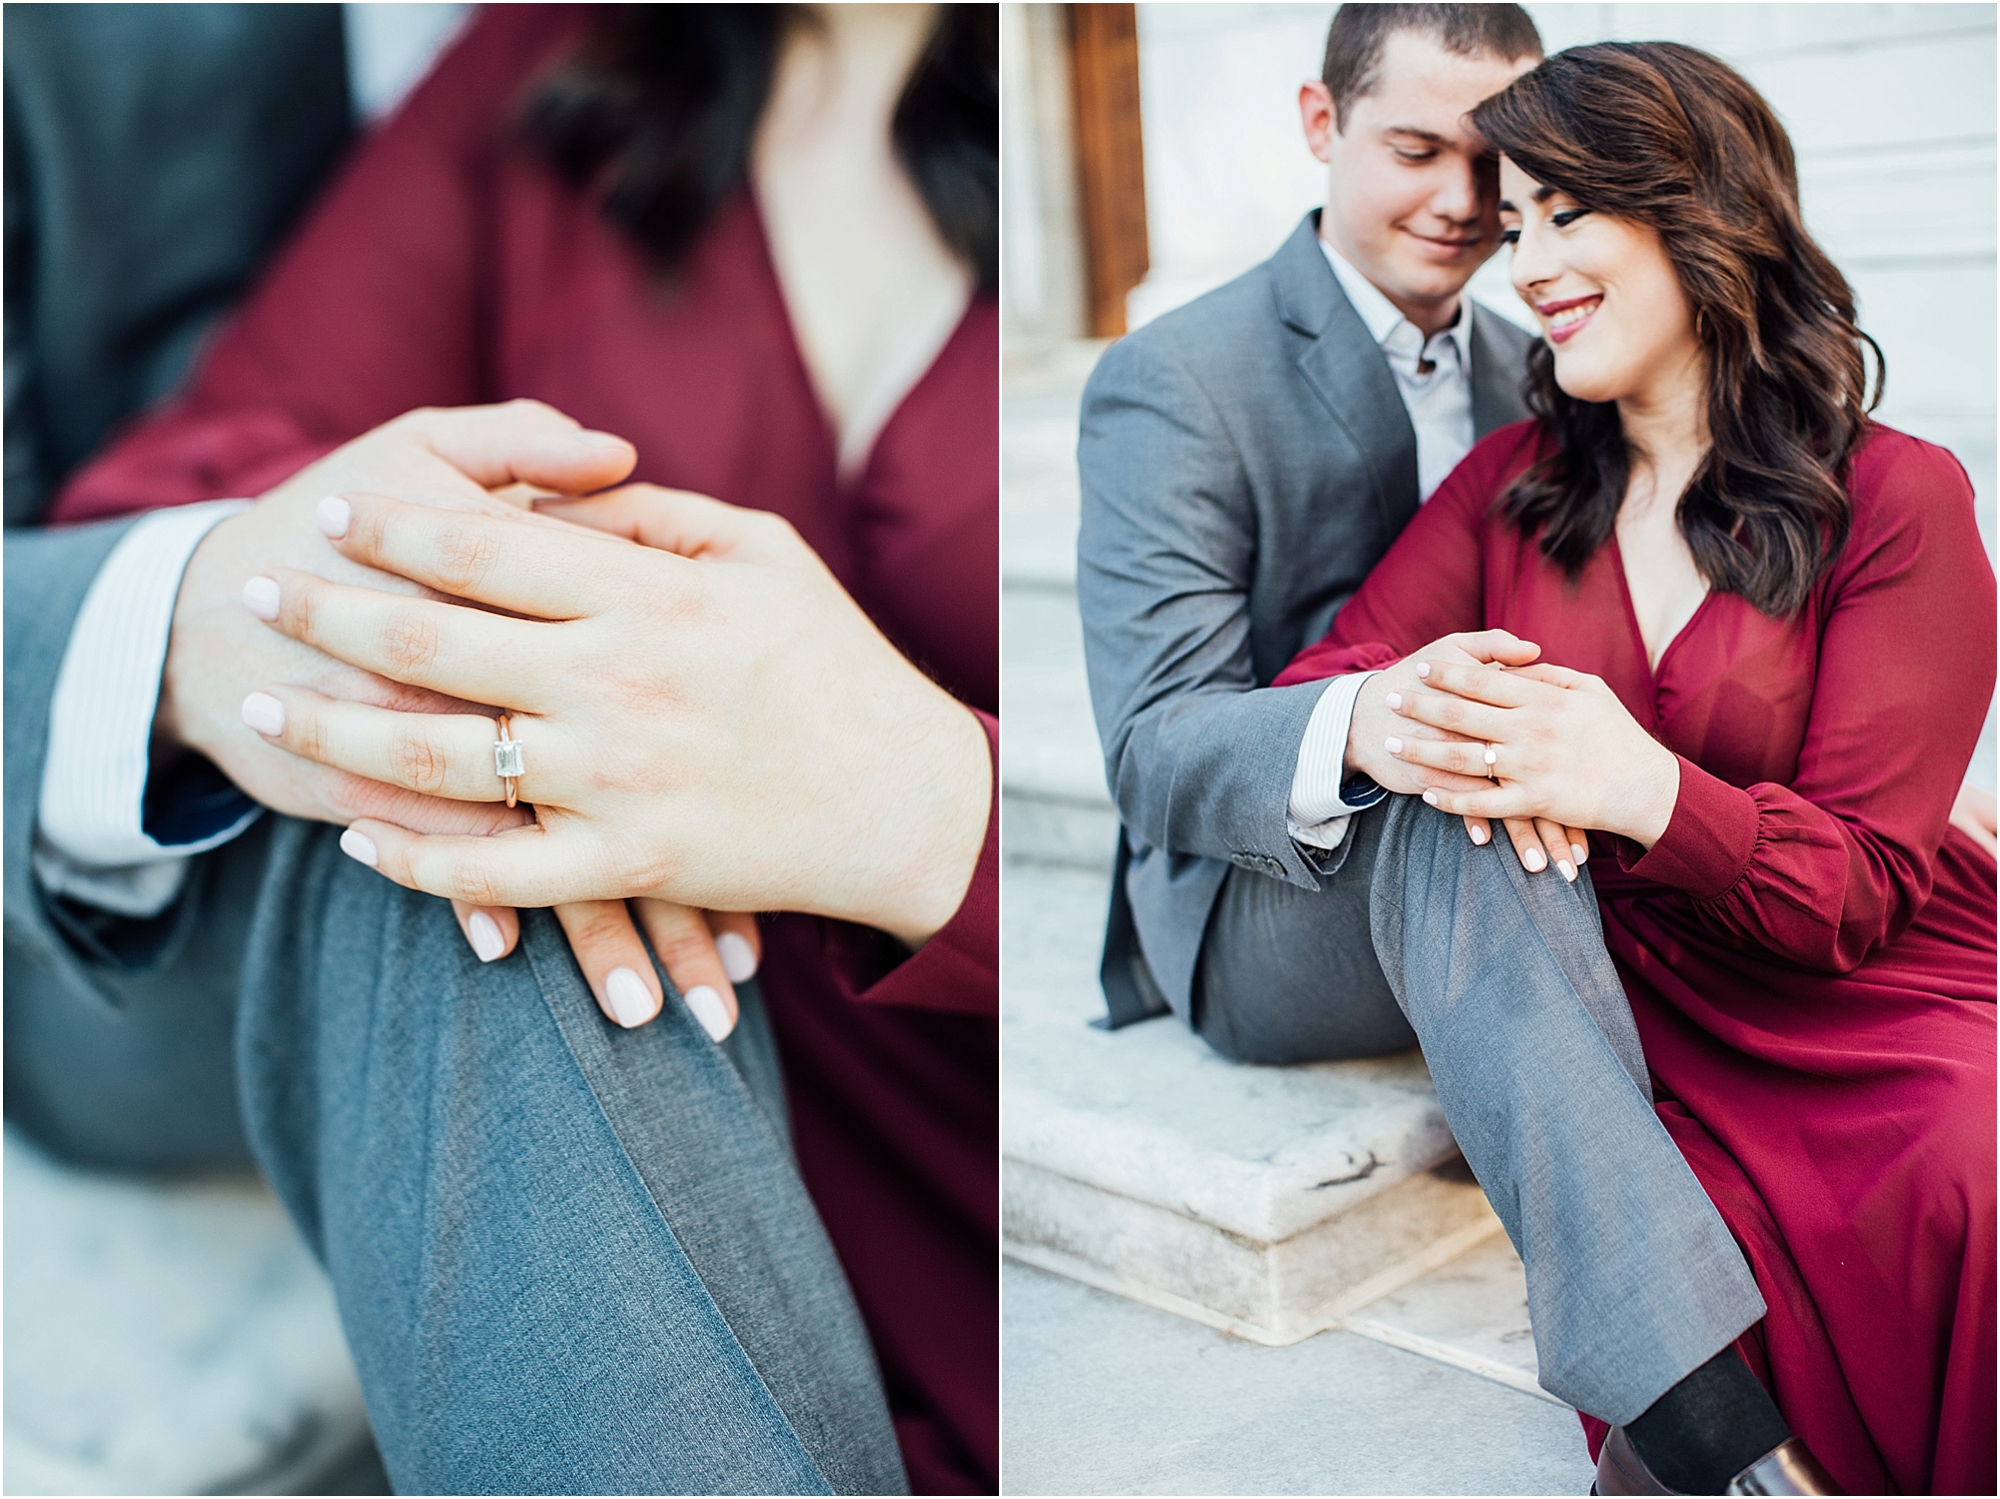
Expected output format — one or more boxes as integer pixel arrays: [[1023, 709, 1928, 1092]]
[[51, 9, 997, 1493], [1277, 420, 1995, 1494]]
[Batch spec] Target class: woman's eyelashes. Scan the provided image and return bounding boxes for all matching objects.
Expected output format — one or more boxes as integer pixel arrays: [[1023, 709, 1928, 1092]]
[[1498, 206, 1590, 248]]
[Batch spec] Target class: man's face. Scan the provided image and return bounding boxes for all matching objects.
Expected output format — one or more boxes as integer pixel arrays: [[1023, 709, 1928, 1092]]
[[1302, 31, 1537, 331]]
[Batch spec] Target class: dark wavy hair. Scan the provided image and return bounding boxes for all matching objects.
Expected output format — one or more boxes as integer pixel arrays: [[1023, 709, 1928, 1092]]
[[1470, 42, 1882, 617], [520, 5, 996, 292]]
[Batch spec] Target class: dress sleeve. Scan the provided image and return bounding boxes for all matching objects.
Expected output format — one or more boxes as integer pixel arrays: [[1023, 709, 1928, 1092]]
[[49, 9, 586, 522], [1628, 434, 1996, 971], [1273, 423, 1535, 686], [821, 708, 997, 1016]]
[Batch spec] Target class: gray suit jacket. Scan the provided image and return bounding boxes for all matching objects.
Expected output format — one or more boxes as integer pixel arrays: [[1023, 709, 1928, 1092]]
[[1076, 211, 1534, 1024]]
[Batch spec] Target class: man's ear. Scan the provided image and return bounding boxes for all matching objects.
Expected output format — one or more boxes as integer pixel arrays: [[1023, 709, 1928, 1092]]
[[1300, 80, 1338, 163]]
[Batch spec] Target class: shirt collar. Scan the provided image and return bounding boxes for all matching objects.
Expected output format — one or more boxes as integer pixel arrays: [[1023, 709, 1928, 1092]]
[[1319, 235, 1470, 369]]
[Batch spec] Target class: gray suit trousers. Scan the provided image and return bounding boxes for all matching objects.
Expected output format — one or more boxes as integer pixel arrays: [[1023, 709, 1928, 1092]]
[[1197, 796, 1767, 1425]]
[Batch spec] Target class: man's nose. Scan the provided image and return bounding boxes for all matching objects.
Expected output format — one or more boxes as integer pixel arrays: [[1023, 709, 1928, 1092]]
[[1428, 155, 1482, 225]]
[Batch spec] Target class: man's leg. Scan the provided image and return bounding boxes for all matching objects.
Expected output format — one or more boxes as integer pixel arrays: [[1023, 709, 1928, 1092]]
[[1366, 795, 1766, 1426], [1193, 801, 1417, 1064], [231, 818, 905, 1496]]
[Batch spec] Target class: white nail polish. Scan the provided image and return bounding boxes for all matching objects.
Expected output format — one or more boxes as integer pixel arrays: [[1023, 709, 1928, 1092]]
[[241, 691, 285, 736], [1572, 843, 1589, 865], [339, 828, 377, 867], [1525, 847, 1547, 872], [684, 984, 733, 1042], [1422, 789, 1440, 806], [1415, 662, 1431, 678], [1558, 860, 1577, 883], [316, 495, 351, 538], [1384, 692, 1402, 710], [468, 911, 505, 962], [715, 932, 758, 984], [1385, 736, 1403, 754], [606, 967, 656, 1029], [1470, 825, 1489, 845], [243, 576, 281, 620]]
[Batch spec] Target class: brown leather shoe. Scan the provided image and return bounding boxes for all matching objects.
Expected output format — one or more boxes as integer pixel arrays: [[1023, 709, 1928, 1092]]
[[1592, 1425, 1843, 1495]]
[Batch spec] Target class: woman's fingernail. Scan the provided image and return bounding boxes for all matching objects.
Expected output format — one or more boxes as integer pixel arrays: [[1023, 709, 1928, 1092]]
[[338, 828, 377, 867], [243, 576, 281, 620], [468, 911, 505, 963], [581, 431, 631, 451], [1469, 824, 1489, 845], [315, 495, 351, 538], [1571, 842, 1589, 865], [240, 691, 284, 736], [606, 967, 657, 1029], [684, 984, 734, 1042], [1422, 789, 1441, 806], [1558, 859, 1577, 883], [715, 932, 758, 984], [1415, 662, 1432, 678], [1385, 736, 1404, 755], [1384, 692, 1403, 710], [1524, 846, 1547, 872]]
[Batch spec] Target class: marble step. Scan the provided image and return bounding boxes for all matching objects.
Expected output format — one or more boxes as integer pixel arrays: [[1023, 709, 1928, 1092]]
[[1002, 860, 1498, 1347], [1001, 585, 1116, 872], [4, 1126, 378, 1496]]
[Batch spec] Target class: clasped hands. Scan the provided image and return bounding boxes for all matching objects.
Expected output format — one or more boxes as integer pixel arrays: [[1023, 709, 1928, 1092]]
[[165, 401, 991, 1034], [1343, 629, 1682, 877]]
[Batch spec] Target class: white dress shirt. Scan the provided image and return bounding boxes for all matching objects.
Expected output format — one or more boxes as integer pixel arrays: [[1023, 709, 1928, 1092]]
[[1287, 237, 1477, 850], [35, 500, 259, 916]]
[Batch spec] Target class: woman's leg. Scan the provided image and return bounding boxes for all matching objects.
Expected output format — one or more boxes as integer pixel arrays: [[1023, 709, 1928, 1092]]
[[232, 817, 905, 1496]]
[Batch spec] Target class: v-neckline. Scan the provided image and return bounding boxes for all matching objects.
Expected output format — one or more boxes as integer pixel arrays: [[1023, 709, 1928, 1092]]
[[741, 193, 975, 495], [1608, 530, 1713, 690]]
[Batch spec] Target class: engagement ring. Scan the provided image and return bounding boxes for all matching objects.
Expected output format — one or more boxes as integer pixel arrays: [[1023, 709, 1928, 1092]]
[[494, 715, 524, 808]]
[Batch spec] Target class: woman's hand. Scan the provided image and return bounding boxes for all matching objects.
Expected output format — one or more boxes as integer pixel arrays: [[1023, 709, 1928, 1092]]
[[167, 400, 637, 832], [1382, 655, 1680, 848], [1344, 630, 1591, 880], [241, 485, 992, 948], [446, 894, 757, 1037]]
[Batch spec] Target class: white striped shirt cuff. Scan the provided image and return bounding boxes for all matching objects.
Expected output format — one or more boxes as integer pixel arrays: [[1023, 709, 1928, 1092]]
[[35, 500, 261, 916], [1287, 670, 1383, 852]]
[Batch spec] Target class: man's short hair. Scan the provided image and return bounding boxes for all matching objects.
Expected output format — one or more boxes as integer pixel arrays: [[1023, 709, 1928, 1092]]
[[1322, 4, 1543, 130]]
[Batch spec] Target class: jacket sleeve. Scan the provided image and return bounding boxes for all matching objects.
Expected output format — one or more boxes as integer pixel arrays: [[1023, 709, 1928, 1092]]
[[1075, 333, 1338, 891]]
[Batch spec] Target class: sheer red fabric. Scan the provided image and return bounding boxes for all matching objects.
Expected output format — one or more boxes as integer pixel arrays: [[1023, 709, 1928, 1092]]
[[1276, 420, 1995, 1495], [52, 8, 996, 1490]]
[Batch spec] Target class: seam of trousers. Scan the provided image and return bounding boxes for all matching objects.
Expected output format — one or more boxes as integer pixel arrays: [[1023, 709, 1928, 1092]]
[[235, 821, 901, 1496], [517, 910, 904, 1497]]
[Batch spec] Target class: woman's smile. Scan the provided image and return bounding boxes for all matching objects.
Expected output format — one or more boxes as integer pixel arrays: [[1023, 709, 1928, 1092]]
[[1538, 293, 1601, 343]]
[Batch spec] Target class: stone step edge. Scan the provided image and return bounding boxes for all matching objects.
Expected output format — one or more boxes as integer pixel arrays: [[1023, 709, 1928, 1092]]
[[1004, 1209, 1506, 1349], [1343, 1316, 1565, 1408]]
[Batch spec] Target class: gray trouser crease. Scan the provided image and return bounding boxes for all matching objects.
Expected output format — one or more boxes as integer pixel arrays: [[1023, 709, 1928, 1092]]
[[1197, 795, 1767, 1425]]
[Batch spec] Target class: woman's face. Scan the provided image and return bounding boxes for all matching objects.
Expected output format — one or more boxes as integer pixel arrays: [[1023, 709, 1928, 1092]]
[[1497, 156, 1704, 410]]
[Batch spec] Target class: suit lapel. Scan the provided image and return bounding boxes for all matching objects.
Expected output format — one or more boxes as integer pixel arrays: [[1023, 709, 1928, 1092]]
[[1272, 216, 1418, 544], [1469, 303, 1534, 438]]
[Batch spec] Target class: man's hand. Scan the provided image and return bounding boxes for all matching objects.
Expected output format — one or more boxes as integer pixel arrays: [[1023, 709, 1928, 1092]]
[[159, 401, 636, 834], [1344, 629, 1589, 880]]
